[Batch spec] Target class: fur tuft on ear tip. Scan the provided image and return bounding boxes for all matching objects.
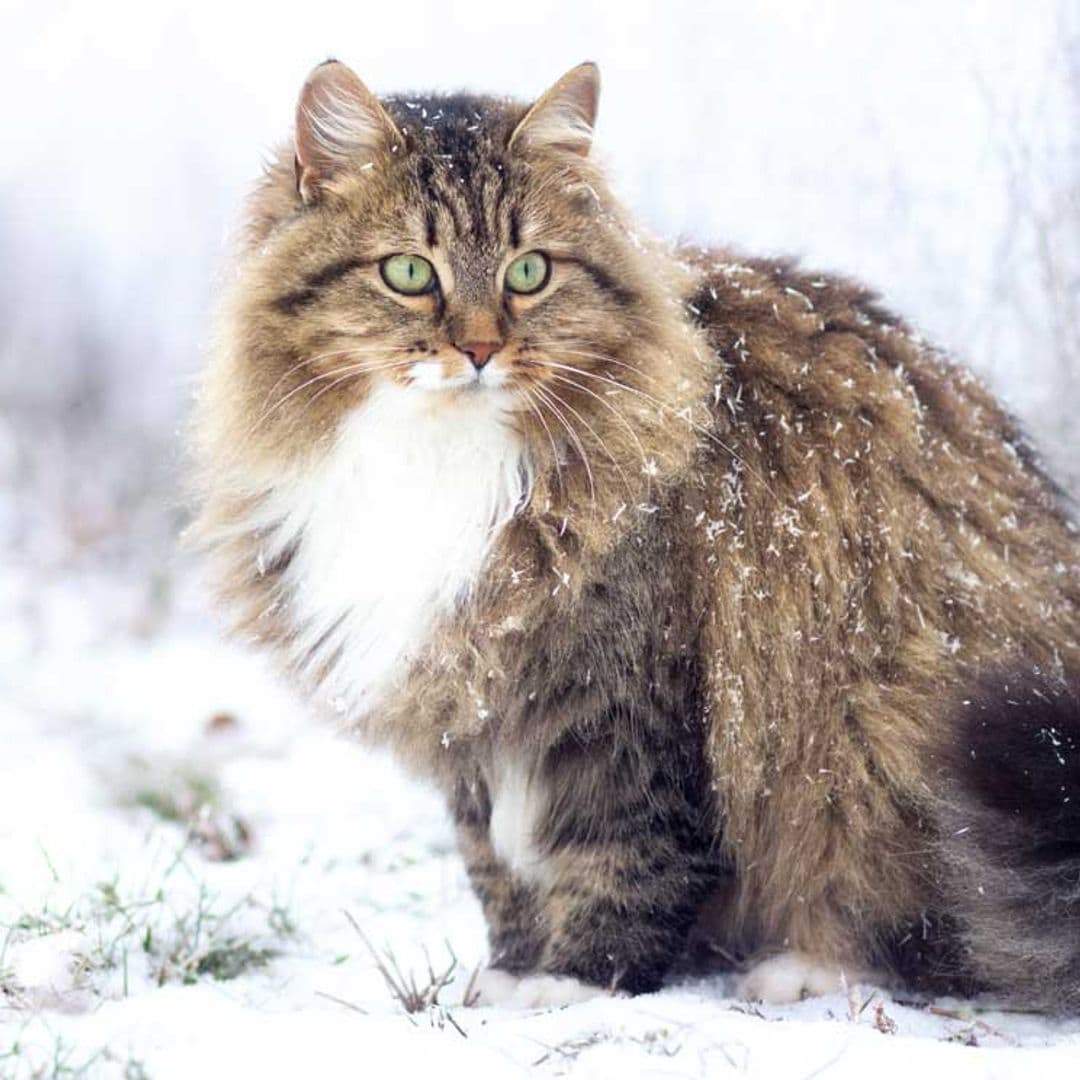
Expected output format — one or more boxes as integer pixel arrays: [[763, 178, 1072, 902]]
[[294, 60, 400, 203], [510, 62, 601, 159]]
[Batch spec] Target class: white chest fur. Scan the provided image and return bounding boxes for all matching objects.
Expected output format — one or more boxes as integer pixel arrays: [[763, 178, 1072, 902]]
[[260, 384, 530, 713]]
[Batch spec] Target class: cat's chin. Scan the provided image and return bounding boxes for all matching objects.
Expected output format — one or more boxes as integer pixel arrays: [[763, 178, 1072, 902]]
[[404, 375, 520, 411], [405, 358, 512, 395]]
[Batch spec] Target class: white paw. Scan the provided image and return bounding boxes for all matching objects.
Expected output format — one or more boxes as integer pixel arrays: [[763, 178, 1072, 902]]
[[467, 968, 609, 1009], [738, 951, 866, 1004], [466, 967, 519, 1005]]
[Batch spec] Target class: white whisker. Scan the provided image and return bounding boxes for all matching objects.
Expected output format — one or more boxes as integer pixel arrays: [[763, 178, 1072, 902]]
[[521, 387, 566, 499], [530, 354, 780, 503], [536, 377, 633, 500], [248, 356, 412, 438], [544, 370, 652, 479], [532, 382, 596, 504]]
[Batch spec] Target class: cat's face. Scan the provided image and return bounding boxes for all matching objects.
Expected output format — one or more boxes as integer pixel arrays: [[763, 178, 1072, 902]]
[[227, 61, 676, 462]]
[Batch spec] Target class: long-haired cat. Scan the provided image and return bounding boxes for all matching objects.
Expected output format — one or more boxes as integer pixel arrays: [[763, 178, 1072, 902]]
[[190, 60, 1080, 1009]]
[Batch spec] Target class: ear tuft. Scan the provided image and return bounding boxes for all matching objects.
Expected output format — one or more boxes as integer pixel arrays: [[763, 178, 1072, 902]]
[[510, 62, 600, 159], [294, 60, 400, 203]]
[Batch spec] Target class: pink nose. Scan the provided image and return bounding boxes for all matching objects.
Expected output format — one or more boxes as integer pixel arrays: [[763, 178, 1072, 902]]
[[457, 341, 501, 370]]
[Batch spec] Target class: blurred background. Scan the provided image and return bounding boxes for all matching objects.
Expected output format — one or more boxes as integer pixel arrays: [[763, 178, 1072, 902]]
[[1, 0, 1077, 598]]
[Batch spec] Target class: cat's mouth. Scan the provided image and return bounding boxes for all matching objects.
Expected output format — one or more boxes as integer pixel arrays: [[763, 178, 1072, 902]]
[[405, 358, 511, 394]]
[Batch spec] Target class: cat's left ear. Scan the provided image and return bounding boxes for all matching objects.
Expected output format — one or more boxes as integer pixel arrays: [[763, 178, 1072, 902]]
[[294, 60, 401, 203], [509, 62, 600, 159]]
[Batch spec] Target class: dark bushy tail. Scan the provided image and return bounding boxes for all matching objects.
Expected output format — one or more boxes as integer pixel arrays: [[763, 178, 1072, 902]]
[[936, 668, 1080, 1012]]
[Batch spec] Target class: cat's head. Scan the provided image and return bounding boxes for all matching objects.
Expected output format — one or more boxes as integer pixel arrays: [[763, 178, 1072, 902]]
[[210, 60, 700, 500]]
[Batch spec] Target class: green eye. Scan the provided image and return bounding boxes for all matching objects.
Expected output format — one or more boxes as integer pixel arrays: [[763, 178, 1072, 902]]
[[505, 251, 551, 295], [380, 254, 436, 295]]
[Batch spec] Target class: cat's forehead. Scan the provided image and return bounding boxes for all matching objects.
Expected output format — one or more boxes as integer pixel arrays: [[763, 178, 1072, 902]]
[[382, 93, 528, 265], [384, 93, 521, 163]]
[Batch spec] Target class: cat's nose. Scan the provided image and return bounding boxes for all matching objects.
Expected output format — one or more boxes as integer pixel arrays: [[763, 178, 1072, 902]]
[[456, 341, 501, 370]]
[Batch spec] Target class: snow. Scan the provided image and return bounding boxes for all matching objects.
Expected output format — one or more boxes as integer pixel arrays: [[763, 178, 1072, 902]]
[[4, 570, 1080, 1078]]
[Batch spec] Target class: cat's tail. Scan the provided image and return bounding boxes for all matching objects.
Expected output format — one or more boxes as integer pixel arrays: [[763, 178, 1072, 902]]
[[934, 667, 1080, 1012]]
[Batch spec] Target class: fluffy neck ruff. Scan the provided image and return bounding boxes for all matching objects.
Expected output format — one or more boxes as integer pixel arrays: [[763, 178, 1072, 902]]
[[260, 384, 531, 715]]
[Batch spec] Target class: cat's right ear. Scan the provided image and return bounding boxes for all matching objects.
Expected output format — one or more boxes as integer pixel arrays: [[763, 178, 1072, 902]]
[[294, 60, 401, 204], [510, 62, 600, 159]]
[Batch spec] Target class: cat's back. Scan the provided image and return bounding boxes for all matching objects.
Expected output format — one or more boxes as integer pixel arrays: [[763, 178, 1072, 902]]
[[679, 245, 1071, 533], [675, 244, 1078, 695], [684, 246, 1004, 457]]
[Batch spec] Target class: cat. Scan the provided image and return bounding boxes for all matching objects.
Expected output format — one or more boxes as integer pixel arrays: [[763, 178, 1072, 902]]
[[189, 59, 1080, 1010]]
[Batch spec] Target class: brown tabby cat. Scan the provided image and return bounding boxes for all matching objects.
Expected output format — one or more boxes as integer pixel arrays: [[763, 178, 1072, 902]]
[[190, 59, 1080, 1009]]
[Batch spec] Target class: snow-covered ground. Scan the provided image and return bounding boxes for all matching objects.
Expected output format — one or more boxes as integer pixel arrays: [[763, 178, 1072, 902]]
[[3, 567, 1080, 1080]]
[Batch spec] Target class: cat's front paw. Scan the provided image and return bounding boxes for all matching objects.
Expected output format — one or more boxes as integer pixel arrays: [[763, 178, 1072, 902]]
[[738, 951, 869, 1004], [467, 968, 610, 1009]]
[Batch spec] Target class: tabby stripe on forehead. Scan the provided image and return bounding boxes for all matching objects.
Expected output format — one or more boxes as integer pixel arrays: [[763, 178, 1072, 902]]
[[470, 169, 489, 244], [273, 257, 370, 315], [418, 159, 465, 242], [474, 165, 509, 247], [441, 189, 466, 240], [424, 205, 439, 248]]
